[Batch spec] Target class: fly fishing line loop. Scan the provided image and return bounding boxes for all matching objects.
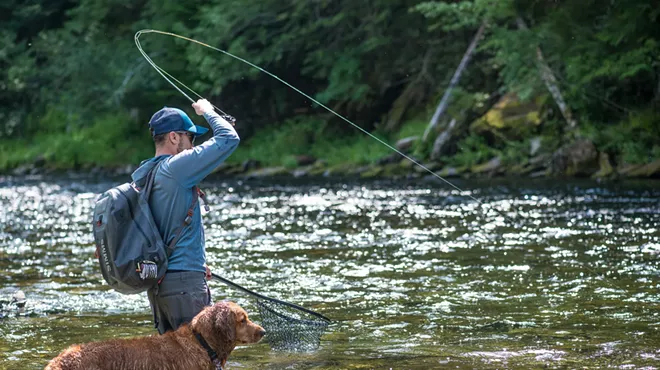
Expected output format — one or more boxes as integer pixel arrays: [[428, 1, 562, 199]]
[[135, 29, 513, 222]]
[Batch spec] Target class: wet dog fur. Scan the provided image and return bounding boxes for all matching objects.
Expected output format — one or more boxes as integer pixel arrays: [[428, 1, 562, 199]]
[[45, 301, 265, 370]]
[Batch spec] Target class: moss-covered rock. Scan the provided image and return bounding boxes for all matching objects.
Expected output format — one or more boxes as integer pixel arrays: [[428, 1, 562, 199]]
[[508, 162, 534, 175], [413, 161, 442, 173], [383, 161, 413, 177], [437, 166, 466, 178], [213, 162, 243, 176], [617, 163, 642, 176], [592, 152, 615, 178], [395, 136, 418, 153], [470, 93, 543, 140], [551, 139, 599, 176], [360, 165, 384, 178], [471, 156, 502, 175], [243, 166, 289, 178], [623, 159, 660, 178], [323, 164, 354, 177], [307, 161, 329, 176]]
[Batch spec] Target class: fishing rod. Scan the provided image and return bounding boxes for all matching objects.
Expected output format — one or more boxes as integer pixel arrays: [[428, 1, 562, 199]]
[[134, 29, 514, 223]]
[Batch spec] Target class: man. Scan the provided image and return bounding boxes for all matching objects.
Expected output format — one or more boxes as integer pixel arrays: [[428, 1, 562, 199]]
[[131, 99, 240, 334]]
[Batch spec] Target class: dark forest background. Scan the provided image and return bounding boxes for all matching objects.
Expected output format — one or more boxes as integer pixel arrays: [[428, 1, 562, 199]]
[[1, 0, 658, 177]]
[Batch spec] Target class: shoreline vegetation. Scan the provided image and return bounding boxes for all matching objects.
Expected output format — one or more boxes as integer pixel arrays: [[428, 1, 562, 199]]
[[1, 1, 658, 179], [3, 105, 660, 180]]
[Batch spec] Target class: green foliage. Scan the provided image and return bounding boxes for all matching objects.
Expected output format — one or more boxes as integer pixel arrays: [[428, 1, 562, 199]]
[[1, 0, 659, 174], [499, 139, 530, 166], [413, 1, 481, 31], [581, 109, 660, 165], [0, 110, 152, 171], [228, 117, 326, 166], [311, 134, 392, 166], [445, 133, 497, 168], [230, 116, 391, 167], [396, 119, 427, 141]]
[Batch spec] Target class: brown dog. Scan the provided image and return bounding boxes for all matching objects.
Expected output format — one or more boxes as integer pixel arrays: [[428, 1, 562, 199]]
[[45, 301, 265, 370]]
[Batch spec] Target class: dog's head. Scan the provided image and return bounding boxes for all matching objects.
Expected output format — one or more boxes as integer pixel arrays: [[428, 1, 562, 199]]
[[191, 301, 265, 358]]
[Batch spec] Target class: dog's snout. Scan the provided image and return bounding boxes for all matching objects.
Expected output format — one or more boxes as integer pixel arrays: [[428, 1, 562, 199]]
[[258, 329, 266, 338]]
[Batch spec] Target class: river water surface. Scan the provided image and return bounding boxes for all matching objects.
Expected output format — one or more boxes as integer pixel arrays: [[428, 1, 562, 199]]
[[0, 176, 659, 369]]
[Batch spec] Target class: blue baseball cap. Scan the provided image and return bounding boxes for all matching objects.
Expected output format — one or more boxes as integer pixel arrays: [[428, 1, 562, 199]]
[[148, 107, 209, 137]]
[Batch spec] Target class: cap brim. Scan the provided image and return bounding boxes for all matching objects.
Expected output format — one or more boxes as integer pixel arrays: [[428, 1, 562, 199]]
[[187, 125, 209, 136]]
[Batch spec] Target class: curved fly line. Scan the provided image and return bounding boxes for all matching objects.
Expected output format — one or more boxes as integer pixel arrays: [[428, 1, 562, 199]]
[[134, 29, 510, 221]]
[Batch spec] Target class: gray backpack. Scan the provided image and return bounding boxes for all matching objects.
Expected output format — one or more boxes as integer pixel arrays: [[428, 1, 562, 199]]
[[92, 161, 198, 294]]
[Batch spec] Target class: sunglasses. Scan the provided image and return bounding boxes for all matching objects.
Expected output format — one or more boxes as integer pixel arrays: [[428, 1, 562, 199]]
[[176, 131, 195, 145]]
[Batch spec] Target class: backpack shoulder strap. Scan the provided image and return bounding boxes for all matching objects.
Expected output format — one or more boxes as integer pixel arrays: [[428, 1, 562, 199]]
[[142, 161, 164, 201], [165, 186, 199, 258], [138, 159, 199, 259]]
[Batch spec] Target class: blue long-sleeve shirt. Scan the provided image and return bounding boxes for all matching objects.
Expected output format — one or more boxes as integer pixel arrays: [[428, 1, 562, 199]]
[[131, 111, 239, 273]]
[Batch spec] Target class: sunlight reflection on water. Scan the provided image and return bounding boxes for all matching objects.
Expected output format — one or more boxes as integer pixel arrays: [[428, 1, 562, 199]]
[[0, 177, 659, 369]]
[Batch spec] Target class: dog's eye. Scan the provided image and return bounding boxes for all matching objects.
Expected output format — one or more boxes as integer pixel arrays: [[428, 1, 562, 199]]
[[242, 318, 247, 324]]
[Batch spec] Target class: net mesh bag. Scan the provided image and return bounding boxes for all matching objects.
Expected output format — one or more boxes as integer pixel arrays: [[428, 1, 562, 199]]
[[256, 299, 330, 351]]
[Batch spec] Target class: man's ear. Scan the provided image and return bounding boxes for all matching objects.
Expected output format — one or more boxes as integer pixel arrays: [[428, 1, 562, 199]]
[[168, 131, 179, 145]]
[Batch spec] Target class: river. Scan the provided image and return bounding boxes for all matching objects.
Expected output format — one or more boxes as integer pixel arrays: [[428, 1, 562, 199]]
[[1, 175, 659, 369]]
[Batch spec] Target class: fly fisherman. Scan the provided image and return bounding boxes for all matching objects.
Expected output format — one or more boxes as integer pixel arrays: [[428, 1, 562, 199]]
[[131, 99, 239, 334]]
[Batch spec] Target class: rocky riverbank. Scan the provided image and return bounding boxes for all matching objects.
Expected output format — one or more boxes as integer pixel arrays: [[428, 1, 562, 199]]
[[5, 136, 660, 181], [228, 146, 660, 181]]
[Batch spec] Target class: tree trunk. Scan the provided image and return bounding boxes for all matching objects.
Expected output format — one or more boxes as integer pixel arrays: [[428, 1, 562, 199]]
[[382, 83, 418, 133], [383, 49, 432, 133], [422, 21, 486, 142], [516, 17, 578, 132], [430, 117, 458, 160]]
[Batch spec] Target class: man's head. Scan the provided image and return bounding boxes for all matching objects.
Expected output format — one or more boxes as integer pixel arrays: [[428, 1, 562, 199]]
[[149, 107, 208, 154]]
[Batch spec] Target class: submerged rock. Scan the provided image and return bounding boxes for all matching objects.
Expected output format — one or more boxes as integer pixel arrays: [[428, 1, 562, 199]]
[[0, 290, 26, 319]]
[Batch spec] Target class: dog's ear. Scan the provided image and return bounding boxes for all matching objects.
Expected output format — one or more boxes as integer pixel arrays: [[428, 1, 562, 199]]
[[191, 305, 213, 336], [192, 301, 236, 357], [213, 302, 237, 346]]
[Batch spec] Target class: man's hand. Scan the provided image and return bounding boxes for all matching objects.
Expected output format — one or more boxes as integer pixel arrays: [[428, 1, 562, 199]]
[[205, 265, 212, 280], [192, 99, 214, 116]]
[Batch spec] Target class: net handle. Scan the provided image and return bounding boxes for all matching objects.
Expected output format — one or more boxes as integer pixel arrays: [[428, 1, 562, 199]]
[[211, 273, 331, 323]]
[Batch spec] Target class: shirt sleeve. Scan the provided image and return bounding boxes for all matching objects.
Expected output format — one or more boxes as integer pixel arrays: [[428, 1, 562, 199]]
[[166, 111, 240, 187]]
